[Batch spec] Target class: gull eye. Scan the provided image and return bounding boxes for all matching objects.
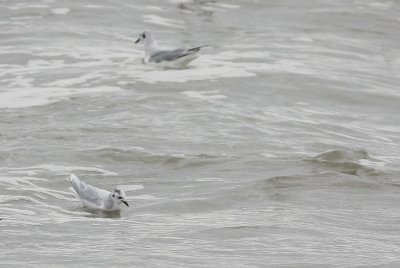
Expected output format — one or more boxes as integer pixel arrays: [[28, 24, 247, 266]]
[[118, 197, 122, 199], [112, 194, 115, 198], [142, 33, 146, 38]]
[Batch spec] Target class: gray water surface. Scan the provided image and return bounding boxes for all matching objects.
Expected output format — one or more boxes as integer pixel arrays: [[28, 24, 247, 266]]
[[1, 0, 400, 267]]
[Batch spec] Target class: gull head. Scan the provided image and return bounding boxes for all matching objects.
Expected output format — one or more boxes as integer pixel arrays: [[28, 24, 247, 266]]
[[134, 30, 153, 44], [111, 189, 129, 207]]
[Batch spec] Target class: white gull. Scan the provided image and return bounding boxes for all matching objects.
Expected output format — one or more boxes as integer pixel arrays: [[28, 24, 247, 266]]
[[134, 30, 208, 68], [69, 174, 129, 211]]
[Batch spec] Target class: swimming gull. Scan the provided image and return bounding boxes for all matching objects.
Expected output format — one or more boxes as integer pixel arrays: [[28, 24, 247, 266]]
[[134, 30, 208, 68], [69, 174, 129, 211]]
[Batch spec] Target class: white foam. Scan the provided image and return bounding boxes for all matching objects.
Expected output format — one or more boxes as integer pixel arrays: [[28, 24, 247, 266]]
[[129, 195, 158, 200], [128, 146, 145, 150], [0, 207, 36, 216], [292, 36, 314, 43], [0, 86, 122, 109], [84, 5, 105, 9], [146, 5, 164, 11], [195, 177, 225, 182], [263, 110, 317, 125], [123, 50, 314, 83], [8, 170, 39, 176], [211, 3, 240, 9], [35, 52, 63, 57], [119, 185, 145, 192], [1, 58, 66, 77], [182, 90, 227, 101], [261, 153, 278, 158], [34, 164, 118, 176], [142, 14, 185, 29], [295, 102, 310, 106], [6, 185, 75, 201], [3, 165, 118, 176], [33, 193, 47, 200], [169, 0, 192, 4], [51, 8, 70, 15], [368, 2, 393, 9], [43, 73, 105, 87], [359, 159, 386, 168], [212, 50, 271, 60], [0, 195, 43, 205], [130, 64, 256, 83], [8, 76, 35, 88], [170, 153, 185, 158], [0, 176, 46, 187], [8, 4, 49, 10], [1, 43, 315, 95], [117, 81, 136, 86]]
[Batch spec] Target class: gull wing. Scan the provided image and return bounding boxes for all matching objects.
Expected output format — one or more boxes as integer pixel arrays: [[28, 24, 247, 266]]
[[149, 45, 208, 63], [149, 48, 190, 63], [70, 174, 108, 208]]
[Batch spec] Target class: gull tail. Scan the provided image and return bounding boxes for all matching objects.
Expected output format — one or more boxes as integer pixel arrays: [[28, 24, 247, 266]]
[[69, 174, 79, 183], [69, 174, 81, 197], [68, 186, 79, 199]]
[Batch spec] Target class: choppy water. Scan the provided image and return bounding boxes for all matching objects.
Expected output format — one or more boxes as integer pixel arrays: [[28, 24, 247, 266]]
[[1, 0, 400, 267]]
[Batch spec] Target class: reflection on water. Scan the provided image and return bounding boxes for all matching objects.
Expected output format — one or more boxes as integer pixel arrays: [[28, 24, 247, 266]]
[[81, 207, 122, 219]]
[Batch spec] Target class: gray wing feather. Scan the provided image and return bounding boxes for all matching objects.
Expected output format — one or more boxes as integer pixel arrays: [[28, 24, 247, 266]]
[[187, 45, 208, 52], [71, 177, 103, 206], [149, 44, 208, 63], [149, 49, 190, 63]]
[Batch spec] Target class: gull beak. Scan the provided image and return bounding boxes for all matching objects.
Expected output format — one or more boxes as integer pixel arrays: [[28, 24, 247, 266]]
[[122, 200, 129, 207], [134, 38, 141, 44]]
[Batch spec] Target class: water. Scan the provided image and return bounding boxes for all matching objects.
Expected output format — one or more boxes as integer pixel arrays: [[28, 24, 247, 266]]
[[1, 0, 400, 267]]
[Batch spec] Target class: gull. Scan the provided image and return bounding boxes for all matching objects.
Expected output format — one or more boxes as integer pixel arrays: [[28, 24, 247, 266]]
[[69, 174, 129, 211], [134, 30, 208, 68]]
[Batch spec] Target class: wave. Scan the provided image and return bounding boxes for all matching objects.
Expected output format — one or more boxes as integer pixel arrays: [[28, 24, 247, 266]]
[[307, 149, 385, 176], [254, 149, 393, 194], [79, 146, 226, 167], [0, 86, 122, 109], [258, 172, 381, 193]]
